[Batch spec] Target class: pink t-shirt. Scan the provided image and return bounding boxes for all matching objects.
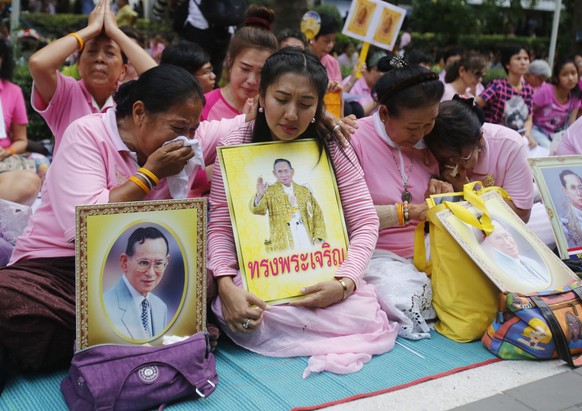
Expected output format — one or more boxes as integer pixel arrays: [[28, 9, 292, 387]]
[[533, 82, 581, 135], [208, 122, 379, 289], [342, 75, 373, 108], [350, 113, 440, 259], [0, 80, 28, 148], [556, 116, 582, 155], [10, 109, 246, 263], [32, 71, 115, 153], [201, 88, 241, 121], [468, 123, 533, 210], [321, 54, 342, 83]]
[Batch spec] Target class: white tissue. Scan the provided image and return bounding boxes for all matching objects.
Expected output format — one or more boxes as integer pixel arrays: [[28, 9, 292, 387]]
[[161, 335, 190, 345], [162, 136, 205, 199]]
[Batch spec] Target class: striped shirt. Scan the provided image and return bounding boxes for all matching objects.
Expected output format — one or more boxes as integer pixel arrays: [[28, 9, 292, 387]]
[[480, 78, 534, 132], [208, 123, 379, 289]]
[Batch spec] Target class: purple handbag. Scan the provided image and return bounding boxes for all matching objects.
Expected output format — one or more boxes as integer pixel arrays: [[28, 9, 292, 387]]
[[61, 332, 218, 410]]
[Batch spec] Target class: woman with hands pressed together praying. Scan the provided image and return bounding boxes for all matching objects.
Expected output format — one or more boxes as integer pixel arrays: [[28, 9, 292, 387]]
[[208, 47, 397, 378], [28, 0, 157, 154], [350, 58, 452, 340]]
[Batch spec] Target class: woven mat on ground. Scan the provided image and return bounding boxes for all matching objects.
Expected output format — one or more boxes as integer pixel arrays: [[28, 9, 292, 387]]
[[1, 332, 500, 411]]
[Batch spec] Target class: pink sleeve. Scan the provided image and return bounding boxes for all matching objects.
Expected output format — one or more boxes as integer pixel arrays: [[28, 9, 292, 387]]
[[498, 136, 534, 210], [48, 120, 112, 241], [196, 114, 246, 166], [532, 84, 550, 109], [557, 117, 582, 155], [207, 131, 246, 278], [329, 141, 379, 288]]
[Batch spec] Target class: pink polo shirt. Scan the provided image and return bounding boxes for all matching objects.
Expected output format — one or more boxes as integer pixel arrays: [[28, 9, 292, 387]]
[[468, 123, 533, 210], [556, 116, 582, 155], [31, 71, 115, 153], [201, 88, 241, 121], [321, 54, 342, 83], [10, 109, 246, 263], [0, 79, 28, 148], [351, 113, 440, 259]]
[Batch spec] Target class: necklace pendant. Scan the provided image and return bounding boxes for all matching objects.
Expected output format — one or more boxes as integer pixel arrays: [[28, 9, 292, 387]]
[[402, 190, 412, 203]]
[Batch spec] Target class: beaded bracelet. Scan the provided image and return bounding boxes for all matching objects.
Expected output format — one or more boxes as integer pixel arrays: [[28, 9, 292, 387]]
[[68, 32, 84, 52], [138, 167, 160, 186], [129, 175, 150, 194], [403, 201, 410, 225], [337, 278, 349, 300]]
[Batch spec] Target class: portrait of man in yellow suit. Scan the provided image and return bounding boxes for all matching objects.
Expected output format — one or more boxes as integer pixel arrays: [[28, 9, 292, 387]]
[[250, 158, 327, 252]]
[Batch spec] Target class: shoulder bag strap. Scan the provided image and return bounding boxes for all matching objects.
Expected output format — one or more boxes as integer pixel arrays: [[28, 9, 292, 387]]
[[531, 294, 580, 367]]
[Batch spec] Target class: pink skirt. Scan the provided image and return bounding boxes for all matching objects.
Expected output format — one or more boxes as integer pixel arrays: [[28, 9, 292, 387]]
[[212, 274, 398, 378]]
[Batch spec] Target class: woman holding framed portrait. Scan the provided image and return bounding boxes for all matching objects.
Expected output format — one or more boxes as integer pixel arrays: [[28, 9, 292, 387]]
[[0, 65, 219, 378], [208, 47, 398, 377]]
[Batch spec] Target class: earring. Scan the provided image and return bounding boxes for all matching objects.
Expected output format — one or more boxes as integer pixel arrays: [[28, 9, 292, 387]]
[[311, 117, 315, 123], [380, 117, 385, 123], [258, 107, 263, 113]]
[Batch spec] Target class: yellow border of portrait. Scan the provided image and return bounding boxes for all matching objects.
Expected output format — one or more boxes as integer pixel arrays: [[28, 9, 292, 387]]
[[217, 139, 349, 304], [75, 198, 207, 350]]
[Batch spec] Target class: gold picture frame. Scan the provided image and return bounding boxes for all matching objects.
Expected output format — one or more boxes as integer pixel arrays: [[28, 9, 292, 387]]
[[342, 0, 406, 51], [436, 191, 577, 294], [75, 199, 207, 350], [530, 155, 582, 260], [217, 139, 349, 305]]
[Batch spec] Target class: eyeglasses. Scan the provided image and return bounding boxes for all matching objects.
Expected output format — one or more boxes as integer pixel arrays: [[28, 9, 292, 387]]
[[473, 70, 486, 78], [455, 143, 479, 163], [132, 258, 168, 273], [195, 66, 214, 77]]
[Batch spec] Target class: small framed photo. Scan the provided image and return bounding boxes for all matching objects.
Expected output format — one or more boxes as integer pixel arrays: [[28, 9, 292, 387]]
[[530, 155, 582, 260], [75, 199, 207, 350], [342, 0, 406, 51], [217, 139, 349, 305], [436, 190, 578, 294], [426, 192, 464, 208]]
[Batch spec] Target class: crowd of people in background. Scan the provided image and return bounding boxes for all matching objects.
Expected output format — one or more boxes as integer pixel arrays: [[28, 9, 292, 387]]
[[2, 0, 582, 392]]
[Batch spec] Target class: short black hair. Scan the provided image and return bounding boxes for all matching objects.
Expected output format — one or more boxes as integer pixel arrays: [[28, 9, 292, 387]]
[[114, 64, 205, 118], [273, 158, 292, 169], [560, 169, 582, 188], [160, 40, 210, 74], [125, 227, 169, 256]]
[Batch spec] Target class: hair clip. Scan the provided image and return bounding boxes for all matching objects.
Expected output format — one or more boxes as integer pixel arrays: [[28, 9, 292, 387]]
[[452, 94, 485, 125], [452, 94, 475, 108], [389, 56, 407, 69]]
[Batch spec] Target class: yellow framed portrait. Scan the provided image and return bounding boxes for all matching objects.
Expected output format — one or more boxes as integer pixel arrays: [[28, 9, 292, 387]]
[[217, 139, 349, 304], [436, 191, 577, 294], [75, 199, 206, 350], [342, 0, 406, 51]]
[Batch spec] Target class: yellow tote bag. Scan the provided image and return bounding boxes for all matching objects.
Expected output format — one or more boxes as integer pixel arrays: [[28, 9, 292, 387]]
[[414, 183, 503, 342]]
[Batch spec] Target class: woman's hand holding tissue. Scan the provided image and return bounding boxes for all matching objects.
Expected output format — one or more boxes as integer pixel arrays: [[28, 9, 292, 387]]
[[143, 140, 196, 180]]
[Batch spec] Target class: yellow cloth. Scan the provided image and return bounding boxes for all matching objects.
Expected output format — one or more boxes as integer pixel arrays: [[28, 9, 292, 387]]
[[116, 4, 137, 27], [250, 182, 327, 252]]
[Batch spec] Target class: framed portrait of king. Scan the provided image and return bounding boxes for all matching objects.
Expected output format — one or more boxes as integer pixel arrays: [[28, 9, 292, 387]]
[[217, 139, 349, 305], [530, 155, 582, 260], [75, 199, 206, 350], [436, 190, 578, 294]]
